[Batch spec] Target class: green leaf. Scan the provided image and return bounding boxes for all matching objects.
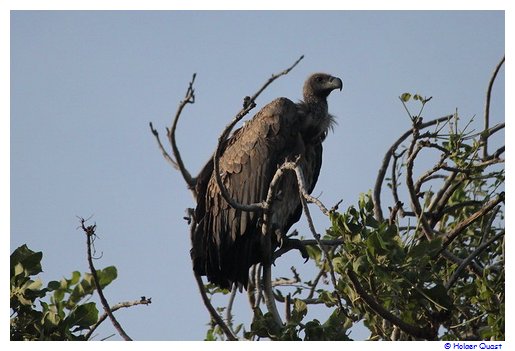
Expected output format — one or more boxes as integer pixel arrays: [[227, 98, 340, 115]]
[[47, 280, 60, 291], [26, 279, 43, 291], [400, 92, 412, 102], [53, 287, 65, 303], [69, 271, 81, 285], [65, 302, 99, 329], [10, 245, 43, 278], [290, 299, 308, 324], [294, 299, 307, 314], [97, 266, 118, 289]]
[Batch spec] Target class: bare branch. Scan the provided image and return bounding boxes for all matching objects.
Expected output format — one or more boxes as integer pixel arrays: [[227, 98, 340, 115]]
[[167, 74, 197, 188], [482, 56, 505, 160], [149, 122, 180, 169], [86, 298, 151, 340], [150, 74, 197, 190], [79, 218, 132, 341], [250, 55, 305, 104]]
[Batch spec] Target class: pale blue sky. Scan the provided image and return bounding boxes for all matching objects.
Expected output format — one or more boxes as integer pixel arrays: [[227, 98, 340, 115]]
[[10, 10, 504, 341]]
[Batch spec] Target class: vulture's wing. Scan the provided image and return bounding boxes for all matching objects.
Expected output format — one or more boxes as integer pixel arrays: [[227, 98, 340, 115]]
[[192, 97, 302, 288]]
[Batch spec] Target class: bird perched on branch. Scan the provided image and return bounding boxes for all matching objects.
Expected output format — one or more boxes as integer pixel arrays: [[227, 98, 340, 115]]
[[191, 73, 343, 289]]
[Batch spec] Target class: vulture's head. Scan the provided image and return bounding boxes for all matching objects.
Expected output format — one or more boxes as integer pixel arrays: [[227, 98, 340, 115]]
[[303, 73, 343, 101]]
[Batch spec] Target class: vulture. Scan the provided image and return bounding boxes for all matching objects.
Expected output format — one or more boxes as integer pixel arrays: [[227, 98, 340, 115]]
[[191, 73, 343, 289]]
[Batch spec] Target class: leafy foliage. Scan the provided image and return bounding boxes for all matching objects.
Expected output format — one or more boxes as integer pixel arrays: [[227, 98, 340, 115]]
[[10, 244, 117, 340]]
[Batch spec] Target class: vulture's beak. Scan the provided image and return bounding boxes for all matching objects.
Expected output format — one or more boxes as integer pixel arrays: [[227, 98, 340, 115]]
[[331, 76, 343, 91]]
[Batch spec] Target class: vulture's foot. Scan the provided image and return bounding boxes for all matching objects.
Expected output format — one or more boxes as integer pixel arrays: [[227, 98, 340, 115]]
[[273, 237, 309, 264]]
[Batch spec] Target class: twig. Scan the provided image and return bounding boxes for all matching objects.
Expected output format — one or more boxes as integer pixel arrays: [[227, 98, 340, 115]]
[[79, 218, 133, 341], [482, 56, 505, 160], [166, 74, 197, 189], [149, 122, 180, 170], [149, 74, 197, 191], [347, 269, 436, 340], [86, 298, 152, 340], [272, 278, 302, 287], [307, 268, 327, 300], [445, 231, 504, 290], [194, 273, 237, 340]]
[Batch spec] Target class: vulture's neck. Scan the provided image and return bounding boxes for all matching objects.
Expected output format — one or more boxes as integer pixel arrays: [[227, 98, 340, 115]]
[[298, 95, 334, 143]]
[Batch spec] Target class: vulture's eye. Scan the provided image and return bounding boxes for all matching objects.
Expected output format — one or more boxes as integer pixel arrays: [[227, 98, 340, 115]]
[[316, 76, 323, 82]]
